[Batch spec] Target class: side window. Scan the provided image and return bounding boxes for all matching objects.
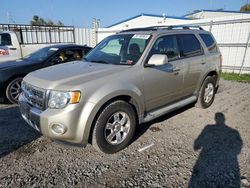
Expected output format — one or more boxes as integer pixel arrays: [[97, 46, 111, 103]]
[[200, 34, 218, 53], [0, 33, 12, 46], [148, 35, 180, 61], [53, 49, 83, 64], [82, 47, 91, 57], [178, 34, 203, 58], [72, 49, 83, 60]]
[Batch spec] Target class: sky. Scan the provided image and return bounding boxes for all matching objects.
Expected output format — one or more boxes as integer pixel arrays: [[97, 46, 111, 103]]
[[0, 0, 247, 28]]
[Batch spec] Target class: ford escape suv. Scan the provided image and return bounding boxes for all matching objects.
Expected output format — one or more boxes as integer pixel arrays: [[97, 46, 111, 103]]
[[19, 25, 221, 154]]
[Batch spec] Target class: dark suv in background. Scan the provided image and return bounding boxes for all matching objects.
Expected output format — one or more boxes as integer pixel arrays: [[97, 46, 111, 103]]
[[0, 44, 92, 103]]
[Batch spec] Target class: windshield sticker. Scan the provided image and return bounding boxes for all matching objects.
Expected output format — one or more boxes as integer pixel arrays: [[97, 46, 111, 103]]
[[49, 48, 59, 51], [132, 34, 150, 40], [0, 48, 9, 56]]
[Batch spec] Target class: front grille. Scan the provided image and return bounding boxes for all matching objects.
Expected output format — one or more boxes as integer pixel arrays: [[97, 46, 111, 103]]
[[22, 82, 46, 110]]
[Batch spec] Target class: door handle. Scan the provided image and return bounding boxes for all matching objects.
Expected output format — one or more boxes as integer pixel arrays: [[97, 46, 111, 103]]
[[9, 48, 17, 50]]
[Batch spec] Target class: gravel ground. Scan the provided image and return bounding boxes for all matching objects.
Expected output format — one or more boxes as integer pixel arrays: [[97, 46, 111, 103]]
[[0, 79, 249, 188]]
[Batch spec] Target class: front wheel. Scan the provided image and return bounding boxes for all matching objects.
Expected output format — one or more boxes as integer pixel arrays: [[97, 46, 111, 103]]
[[91, 100, 136, 154], [196, 76, 216, 109], [6, 77, 23, 104]]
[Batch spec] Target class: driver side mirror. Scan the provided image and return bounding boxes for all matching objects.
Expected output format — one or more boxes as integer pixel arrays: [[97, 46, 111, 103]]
[[146, 54, 169, 67]]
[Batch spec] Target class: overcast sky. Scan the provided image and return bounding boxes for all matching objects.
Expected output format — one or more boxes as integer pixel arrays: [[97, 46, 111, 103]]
[[0, 0, 246, 27]]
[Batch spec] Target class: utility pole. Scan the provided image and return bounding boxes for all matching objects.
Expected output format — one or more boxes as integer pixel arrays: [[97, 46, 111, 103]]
[[7, 12, 10, 23], [92, 18, 101, 47]]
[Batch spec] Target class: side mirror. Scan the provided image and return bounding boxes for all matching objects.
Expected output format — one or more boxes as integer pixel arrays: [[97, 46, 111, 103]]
[[147, 54, 168, 67]]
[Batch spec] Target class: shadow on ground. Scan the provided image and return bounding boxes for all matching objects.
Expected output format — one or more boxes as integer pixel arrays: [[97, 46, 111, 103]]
[[0, 105, 41, 158], [134, 103, 195, 142], [188, 112, 243, 188]]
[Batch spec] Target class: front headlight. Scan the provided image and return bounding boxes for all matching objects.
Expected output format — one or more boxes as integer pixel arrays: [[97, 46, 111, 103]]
[[48, 91, 81, 109]]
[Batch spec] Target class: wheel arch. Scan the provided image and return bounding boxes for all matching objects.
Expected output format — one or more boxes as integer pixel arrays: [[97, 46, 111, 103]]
[[197, 70, 219, 94], [87, 94, 142, 144], [3, 74, 26, 99]]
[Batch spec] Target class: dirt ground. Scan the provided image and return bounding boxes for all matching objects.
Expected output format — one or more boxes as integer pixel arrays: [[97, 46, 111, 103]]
[[0, 79, 249, 188]]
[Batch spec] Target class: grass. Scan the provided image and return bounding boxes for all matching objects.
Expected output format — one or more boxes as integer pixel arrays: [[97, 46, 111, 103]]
[[221, 72, 250, 83]]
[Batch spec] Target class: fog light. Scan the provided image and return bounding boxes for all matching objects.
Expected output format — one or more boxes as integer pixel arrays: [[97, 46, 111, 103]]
[[51, 123, 67, 135]]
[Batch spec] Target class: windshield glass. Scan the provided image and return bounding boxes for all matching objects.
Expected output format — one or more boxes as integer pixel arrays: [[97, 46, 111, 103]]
[[23, 47, 59, 62], [84, 34, 151, 65]]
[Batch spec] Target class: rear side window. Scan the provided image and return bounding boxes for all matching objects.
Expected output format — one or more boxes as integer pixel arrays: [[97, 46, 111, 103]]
[[178, 34, 203, 58], [200, 34, 218, 53], [0, 33, 12, 46]]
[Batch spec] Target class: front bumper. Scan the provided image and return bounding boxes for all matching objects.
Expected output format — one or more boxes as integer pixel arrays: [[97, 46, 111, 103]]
[[19, 94, 97, 146]]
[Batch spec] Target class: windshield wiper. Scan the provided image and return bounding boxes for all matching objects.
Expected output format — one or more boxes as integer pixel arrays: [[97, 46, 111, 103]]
[[91, 60, 109, 64]]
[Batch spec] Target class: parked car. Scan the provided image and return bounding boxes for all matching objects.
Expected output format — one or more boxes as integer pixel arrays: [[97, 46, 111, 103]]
[[0, 25, 75, 62], [0, 44, 92, 103], [19, 25, 222, 154]]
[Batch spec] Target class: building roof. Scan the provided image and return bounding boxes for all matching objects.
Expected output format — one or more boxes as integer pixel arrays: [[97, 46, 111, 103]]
[[183, 9, 250, 17], [106, 13, 189, 28]]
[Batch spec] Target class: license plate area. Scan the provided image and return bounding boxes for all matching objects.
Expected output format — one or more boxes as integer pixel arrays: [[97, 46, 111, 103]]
[[20, 101, 41, 131]]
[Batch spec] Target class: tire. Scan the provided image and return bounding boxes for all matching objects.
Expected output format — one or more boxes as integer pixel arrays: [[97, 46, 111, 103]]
[[6, 77, 23, 104], [91, 100, 136, 154], [196, 76, 216, 109]]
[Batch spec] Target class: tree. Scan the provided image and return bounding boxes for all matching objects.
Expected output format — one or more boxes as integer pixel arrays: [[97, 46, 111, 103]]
[[30, 15, 64, 26], [240, 4, 250, 12]]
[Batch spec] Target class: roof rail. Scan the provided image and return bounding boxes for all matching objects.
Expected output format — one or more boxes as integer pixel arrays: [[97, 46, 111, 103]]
[[120, 25, 204, 33], [167, 25, 204, 30]]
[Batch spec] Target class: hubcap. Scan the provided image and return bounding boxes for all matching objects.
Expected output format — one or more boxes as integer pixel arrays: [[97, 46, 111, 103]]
[[10, 80, 22, 102], [204, 83, 214, 103], [104, 111, 131, 145]]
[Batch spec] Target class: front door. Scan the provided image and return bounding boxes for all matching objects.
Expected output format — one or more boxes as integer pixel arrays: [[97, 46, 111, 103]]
[[143, 35, 184, 111]]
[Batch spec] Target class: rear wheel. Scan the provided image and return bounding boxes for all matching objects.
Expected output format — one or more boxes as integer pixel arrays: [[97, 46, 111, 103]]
[[196, 76, 216, 108], [91, 100, 136, 154], [6, 77, 23, 104]]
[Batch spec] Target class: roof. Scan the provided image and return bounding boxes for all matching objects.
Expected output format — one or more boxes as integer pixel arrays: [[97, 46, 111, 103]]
[[106, 13, 189, 28], [183, 9, 250, 17]]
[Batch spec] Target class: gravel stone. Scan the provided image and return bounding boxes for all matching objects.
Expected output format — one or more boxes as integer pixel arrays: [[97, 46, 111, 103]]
[[0, 79, 249, 187]]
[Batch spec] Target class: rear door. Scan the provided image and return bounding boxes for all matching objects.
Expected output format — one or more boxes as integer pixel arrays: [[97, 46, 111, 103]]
[[143, 35, 184, 111], [177, 34, 205, 97]]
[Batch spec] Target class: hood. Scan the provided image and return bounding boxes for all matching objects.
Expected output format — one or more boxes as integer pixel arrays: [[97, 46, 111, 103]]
[[0, 59, 36, 70], [24, 61, 130, 90]]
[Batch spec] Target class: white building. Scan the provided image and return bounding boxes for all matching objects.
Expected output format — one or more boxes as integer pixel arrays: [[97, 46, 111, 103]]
[[184, 9, 250, 19]]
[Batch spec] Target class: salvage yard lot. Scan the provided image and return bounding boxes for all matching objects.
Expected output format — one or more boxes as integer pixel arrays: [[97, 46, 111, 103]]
[[0, 79, 249, 187]]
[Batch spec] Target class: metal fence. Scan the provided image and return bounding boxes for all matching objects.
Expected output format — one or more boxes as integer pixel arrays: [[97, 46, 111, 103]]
[[0, 24, 95, 47], [74, 28, 94, 47], [191, 18, 250, 74]]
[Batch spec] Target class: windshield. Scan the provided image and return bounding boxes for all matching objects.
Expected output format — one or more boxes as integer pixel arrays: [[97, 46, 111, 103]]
[[23, 46, 59, 62], [84, 34, 151, 65]]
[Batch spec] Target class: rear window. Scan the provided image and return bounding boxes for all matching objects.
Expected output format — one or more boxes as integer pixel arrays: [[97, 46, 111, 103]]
[[200, 34, 218, 53], [178, 34, 203, 58]]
